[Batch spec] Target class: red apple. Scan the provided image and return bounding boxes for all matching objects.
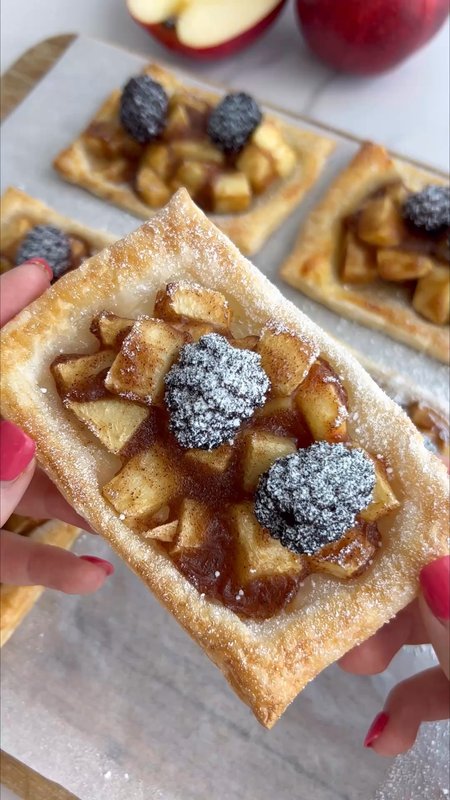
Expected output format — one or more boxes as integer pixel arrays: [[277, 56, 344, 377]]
[[296, 0, 449, 75], [127, 0, 287, 60]]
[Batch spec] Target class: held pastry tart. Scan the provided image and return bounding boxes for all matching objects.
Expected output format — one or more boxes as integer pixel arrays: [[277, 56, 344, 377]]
[[0, 188, 115, 646], [280, 143, 450, 363], [0, 190, 447, 726], [53, 63, 335, 255]]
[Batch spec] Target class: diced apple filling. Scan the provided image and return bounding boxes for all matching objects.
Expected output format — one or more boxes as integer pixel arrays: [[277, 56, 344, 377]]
[[67, 397, 147, 454], [377, 249, 433, 282], [360, 460, 400, 522], [413, 266, 450, 325], [105, 318, 186, 402], [52, 350, 115, 394], [257, 323, 319, 396], [103, 445, 178, 518], [242, 431, 295, 491], [154, 281, 231, 329], [341, 230, 378, 284], [295, 361, 348, 442], [312, 529, 378, 579], [230, 503, 303, 583]]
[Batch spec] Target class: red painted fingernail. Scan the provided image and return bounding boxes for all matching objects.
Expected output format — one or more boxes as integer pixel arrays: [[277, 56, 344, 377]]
[[22, 257, 53, 280], [0, 420, 36, 481], [420, 556, 450, 620], [79, 555, 114, 576], [364, 712, 389, 748]]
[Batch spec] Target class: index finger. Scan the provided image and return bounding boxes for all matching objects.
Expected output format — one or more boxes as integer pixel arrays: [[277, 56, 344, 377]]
[[1, 260, 53, 326]]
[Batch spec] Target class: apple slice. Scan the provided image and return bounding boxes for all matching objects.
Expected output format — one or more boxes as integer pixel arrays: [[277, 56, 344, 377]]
[[127, 0, 287, 60]]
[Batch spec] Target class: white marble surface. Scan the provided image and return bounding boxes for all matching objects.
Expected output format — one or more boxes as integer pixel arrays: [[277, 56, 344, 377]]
[[1, 0, 449, 171]]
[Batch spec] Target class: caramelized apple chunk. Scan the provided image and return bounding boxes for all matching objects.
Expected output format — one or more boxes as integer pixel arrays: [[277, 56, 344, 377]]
[[136, 163, 171, 207], [67, 397, 147, 454], [185, 444, 233, 474], [312, 527, 379, 579], [154, 282, 231, 330], [257, 323, 319, 396], [377, 249, 434, 282], [230, 503, 303, 583], [103, 445, 178, 518], [90, 312, 134, 349], [212, 172, 252, 214], [170, 139, 225, 165], [357, 194, 405, 247], [172, 500, 210, 553], [341, 230, 378, 284], [360, 460, 399, 522], [412, 266, 450, 324], [237, 144, 276, 194], [171, 160, 210, 198], [142, 520, 178, 543], [141, 142, 172, 181], [251, 121, 296, 178], [52, 350, 115, 395], [105, 318, 186, 403], [242, 431, 296, 491], [295, 360, 348, 442]]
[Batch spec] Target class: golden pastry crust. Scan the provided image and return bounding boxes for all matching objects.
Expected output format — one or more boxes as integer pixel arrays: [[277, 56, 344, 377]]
[[280, 142, 449, 363], [1, 186, 116, 257], [1, 521, 80, 647], [53, 63, 335, 256], [0, 190, 448, 726]]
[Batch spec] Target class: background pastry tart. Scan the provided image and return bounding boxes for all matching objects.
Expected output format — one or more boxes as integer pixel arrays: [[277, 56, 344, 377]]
[[0, 187, 116, 646], [280, 142, 450, 363], [53, 63, 335, 256], [0, 190, 447, 726]]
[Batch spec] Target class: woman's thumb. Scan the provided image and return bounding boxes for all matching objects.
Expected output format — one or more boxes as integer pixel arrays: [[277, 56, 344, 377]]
[[419, 555, 450, 679]]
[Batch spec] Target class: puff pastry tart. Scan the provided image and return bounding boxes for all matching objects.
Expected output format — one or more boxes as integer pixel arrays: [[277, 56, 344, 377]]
[[0, 187, 115, 646], [53, 63, 334, 256], [281, 143, 450, 363], [0, 190, 447, 726]]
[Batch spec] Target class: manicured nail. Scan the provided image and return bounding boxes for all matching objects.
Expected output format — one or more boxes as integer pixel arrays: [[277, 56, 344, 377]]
[[22, 258, 53, 280], [364, 712, 389, 748], [79, 555, 114, 576], [420, 556, 450, 620], [0, 420, 36, 481]]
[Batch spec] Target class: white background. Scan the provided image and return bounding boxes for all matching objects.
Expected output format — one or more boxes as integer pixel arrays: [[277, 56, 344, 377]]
[[1, 3, 449, 799]]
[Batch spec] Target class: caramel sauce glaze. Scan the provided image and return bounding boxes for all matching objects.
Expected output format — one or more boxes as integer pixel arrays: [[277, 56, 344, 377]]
[[52, 316, 380, 620]]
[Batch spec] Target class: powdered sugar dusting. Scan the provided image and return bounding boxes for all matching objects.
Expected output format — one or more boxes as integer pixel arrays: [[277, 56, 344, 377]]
[[165, 333, 269, 449], [255, 443, 376, 555]]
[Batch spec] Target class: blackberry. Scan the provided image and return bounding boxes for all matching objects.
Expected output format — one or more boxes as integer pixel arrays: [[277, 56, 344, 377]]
[[402, 185, 450, 233], [16, 225, 71, 279], [165, 333, 270, 450], [254, 443, 375, 556], [119, 75, 168, 144], [207, 92, 262, 154]]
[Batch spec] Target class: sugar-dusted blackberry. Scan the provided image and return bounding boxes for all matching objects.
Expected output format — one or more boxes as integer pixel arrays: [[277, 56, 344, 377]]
[[119, 75, 168, 144], [16, 225, 71, 279], [165, 333, 270, 450], [402, 185, 450, 233], [207, 92, 262, 154], [254, 442, 375, 556]]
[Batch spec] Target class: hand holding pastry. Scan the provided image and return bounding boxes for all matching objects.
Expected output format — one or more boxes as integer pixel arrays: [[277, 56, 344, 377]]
[[340, 555, 450, 756], [0, 261, 114, 593]]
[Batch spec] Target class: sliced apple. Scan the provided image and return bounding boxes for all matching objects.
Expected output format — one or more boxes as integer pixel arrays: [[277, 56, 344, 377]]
[[127, 0, 287, 61]]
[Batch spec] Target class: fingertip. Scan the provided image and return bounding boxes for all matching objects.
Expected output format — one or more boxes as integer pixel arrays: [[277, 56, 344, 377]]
[[61, 557, 111, 595], [21, 258, 53, 281], [420, 555, 450, 621]]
